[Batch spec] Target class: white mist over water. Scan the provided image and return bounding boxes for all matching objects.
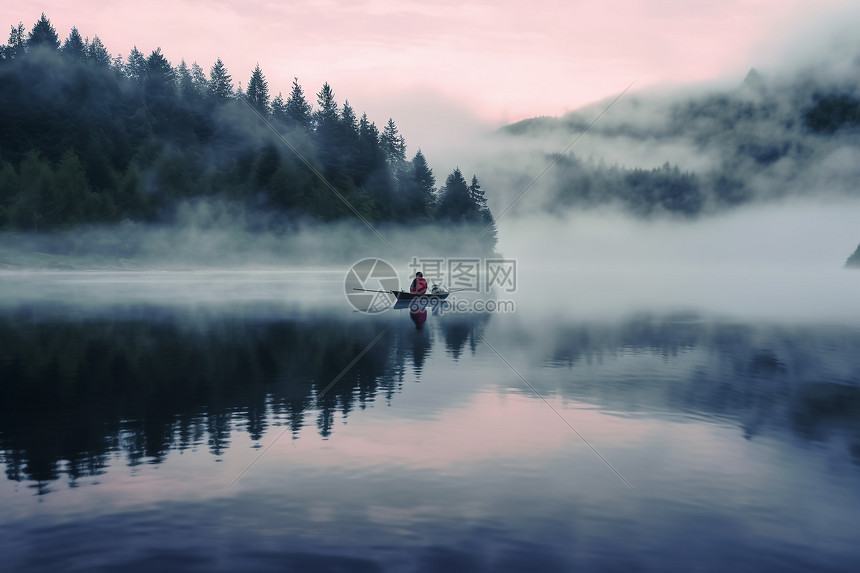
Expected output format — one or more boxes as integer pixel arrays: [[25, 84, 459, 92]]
[[496, 198, 860, 323], [1, 197, 858, 325]]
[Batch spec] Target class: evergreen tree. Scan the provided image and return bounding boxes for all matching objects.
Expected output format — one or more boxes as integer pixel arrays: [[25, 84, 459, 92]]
[[190, 62, 207, 95], [314, 82, 339, 130], [126, 46, 147, 84], [285, 77, 312, 130], [87, 36, 111, 68], [357, 112, 383, 174], [174, 59, 193, 98], [411, 149, 436, 213], [246, 63, 270, 115], [358, 113, 379, 145], [209, 58, 233, 100], [341, 100, 358, 137], [3, 22, 26, 60], [61, 27, 86, 61], [469, 174, 497, 249], [271, 92, 287, 123], [27, 13, 59, 51], [314, 83, 340, 171], [468, 175, 485, 210], [435, 168, 472, 222], [340, 100, 360, 151], [110, 53, 125, 75], [145, 48, 173, 99], [380, 118, 406, 166]]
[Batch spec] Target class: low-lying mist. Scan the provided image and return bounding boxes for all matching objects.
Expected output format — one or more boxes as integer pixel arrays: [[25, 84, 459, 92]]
[[0, 198, 498, 270], [495, 198, 860, 323]]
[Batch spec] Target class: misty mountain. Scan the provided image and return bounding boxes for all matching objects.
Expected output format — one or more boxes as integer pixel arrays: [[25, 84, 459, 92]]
[[0, 14, 497, 255], [494, 59, 860, 220]]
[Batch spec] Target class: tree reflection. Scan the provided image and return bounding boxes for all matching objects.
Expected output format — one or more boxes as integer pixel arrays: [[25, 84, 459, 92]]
[[2, 308, 859, 492]]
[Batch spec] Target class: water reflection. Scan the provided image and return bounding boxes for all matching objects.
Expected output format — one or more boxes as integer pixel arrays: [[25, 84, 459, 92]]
[[3, 278, 860, 571], [0, 303, 498, 491], [2, 303, 859, 494]]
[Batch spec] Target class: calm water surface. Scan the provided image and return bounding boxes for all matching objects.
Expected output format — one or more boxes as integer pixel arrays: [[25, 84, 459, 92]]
[[1, 270, 859, 572]]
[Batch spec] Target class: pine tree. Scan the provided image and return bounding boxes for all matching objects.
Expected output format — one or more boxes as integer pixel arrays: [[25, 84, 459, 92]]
[[4, 23, 26, 60], [411, 149, 436, 213], [314, 82, 339, 130], [435, 168, 472, 222], [271, 92, 287, 123], [246, 63, 270, 115], [380, 118, 406, 166], [174, 59, 193, 98], [27, 13, 59, 51], [61, 27, 86, 61], [313, 83, 341, 172], [357, 113, 382, 174], [190, 62, 207, 95], [468, 175, 486, 210], [469, 174, 497, 248], [87, 36, 111, 68], [145, 48, 173, 99], [358, 113, 379, 145], [110, 53, 124, 76], [126, 46, 147, 84], [209, 58, 233, 100], [285, 77, 312, 130], [341, 100, 358, 136]]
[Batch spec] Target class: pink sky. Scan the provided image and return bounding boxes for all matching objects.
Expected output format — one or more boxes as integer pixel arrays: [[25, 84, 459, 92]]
[[3, 1, 856, 132]]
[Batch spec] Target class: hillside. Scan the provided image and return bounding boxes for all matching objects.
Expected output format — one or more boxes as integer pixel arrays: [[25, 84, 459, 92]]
[[0, 14, 497, 255], [493, 64, 860, 219]]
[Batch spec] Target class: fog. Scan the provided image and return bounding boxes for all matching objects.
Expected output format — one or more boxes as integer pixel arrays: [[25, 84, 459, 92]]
[[494, 198, 860, 323], [2, 16, 860, 330]]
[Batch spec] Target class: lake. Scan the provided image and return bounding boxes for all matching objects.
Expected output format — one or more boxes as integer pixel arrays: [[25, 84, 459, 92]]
[[1, 268, 859, 572]]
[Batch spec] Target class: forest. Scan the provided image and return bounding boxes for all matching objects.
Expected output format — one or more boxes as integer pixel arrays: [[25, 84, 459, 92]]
[[499, 68, 860, 219], [0, 14, 497, 252]]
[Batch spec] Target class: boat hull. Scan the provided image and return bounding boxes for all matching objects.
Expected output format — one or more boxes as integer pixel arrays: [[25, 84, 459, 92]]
[[392, 290, 450, 301]]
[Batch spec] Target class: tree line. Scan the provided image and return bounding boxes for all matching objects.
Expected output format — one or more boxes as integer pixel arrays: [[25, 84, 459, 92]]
[[0, 14, 497, 251]]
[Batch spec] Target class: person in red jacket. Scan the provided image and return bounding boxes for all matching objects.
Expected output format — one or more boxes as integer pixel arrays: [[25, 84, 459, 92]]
[[409, 271, 428, 294]]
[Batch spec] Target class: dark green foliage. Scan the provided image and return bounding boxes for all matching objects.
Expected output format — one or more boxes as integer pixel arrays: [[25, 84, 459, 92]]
[[246, 63, 269, 116], [0, 14, 497, 251], [503, 66, 860, 219], [270, 92, 287, 123], [2, 22, 26, 60], [145, 48, 173, 100], [408, 149, 436, 217], [285, 77, 312, 130], [26, 13, 59, 51], [87, 36, 111, 69], [435, 169, 498, 251], [551, 158, 705, 217], [381, 118, 406, 167], [804, 94, 860, 133], [208, 57, 233, 100], [61, 27, 86, 61], [436, 168, 476, 222], [125, 46, 147, 84]]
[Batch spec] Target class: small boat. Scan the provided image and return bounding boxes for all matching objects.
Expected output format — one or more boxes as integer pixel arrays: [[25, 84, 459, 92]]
[[392, 289, 450, 301]]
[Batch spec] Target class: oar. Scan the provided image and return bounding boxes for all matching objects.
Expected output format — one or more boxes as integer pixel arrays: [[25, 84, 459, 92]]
[[352, 288, 394, 294]]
